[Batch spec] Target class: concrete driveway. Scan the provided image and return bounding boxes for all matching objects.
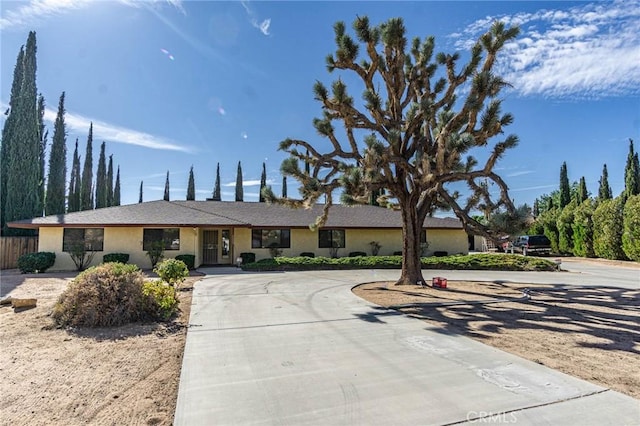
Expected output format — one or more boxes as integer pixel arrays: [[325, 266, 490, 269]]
[[175, 267, 639, 425]]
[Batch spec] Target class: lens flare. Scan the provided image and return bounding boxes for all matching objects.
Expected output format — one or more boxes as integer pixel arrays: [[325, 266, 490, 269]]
[[160, 48, 175, 60]]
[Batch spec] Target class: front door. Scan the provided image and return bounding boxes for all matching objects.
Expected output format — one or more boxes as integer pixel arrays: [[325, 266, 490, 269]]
[[203, 230, 218, 264]]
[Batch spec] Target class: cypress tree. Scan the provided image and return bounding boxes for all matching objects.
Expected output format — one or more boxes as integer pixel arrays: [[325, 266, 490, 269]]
[[623, 139, 639, 200], [235, 161, 243, 202], [282, 175, 287, 198], [45, 92, 67, 215], [532, 199, 540, 217], [5, 31, 41, 235], [113, 166, 121, 206], [139, 180, 143, 203], [80, 123, 94, 210], [212, 163, 221, 201], [37, 94, 46, 216], [164, 171, 170, 201], [106, 154, 113, 207], [597, 163, 612, 201], [95, 142, 107, 208], [187, 166, 195, 200], [559, 161, 570, 208], [1, 46, 25, 234], [259, 162, 267, 202], [577, 176, 588, 203], [67, 138, 81, 212]]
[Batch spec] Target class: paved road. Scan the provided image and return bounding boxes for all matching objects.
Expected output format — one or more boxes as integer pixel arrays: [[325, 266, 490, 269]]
[[175, 266, 639, 425]]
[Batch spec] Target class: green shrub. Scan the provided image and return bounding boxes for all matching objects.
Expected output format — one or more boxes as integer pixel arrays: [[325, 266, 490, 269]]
[[241, 253, 557, 272], [622, 195, 640, 261], [154, 258, 189, 288], [17, 251, 56, 273], [572, 199, 595, 257], [540, 209, 560, 254], [300, 252, 315, 258], [349, 251, 367, 257], [557, 201, 576, 255], [142, 280, 179, 320], [240, 252, 256, 264], [103, 253, 129, 264], [433, 251, 448, 257], [175, 254, 195, 269], [593, 197, 626, 260], [52, 263, 147, 327]]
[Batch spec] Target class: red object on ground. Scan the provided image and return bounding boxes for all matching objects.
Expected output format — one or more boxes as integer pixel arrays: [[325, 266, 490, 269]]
[[432, 277, 447, 288]]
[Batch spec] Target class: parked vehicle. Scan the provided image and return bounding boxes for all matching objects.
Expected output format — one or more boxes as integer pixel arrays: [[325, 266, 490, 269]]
[[512, 235, 552, 255]]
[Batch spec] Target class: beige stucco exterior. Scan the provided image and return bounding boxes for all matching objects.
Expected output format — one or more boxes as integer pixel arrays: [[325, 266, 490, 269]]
[[38, 225, 468, 271]]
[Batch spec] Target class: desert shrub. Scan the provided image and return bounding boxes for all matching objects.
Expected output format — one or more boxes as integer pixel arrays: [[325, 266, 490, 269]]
[[557, 200, 576, 255], [593, 197, 626, 260], [349, 251, 367, 257], [17, 251, 56, 273], [146, 240, 165, 268], [103, 253, 129, 264], [175, 254, 195, 269], [68, 242, 97, 271], [268, 245, 283, 258], [240, 252, 256, 264], [572, 199, 595, 257], [142, 280, 179, 320], [154, 258, 189, 288], [299, 252, 315, 258], [52, 263, 147, 327], [622, 195, 640, 261], [369, 241, 382, 256]]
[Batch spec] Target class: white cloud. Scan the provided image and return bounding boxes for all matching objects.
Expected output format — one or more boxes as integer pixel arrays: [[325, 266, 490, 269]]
[[42, 108, 192, 152], [0, 0, 90, 30], [506, 170, 534, 177], [240, 1, 271, 36], [223, 179, 273, 187], [454, 0, 640, 99]]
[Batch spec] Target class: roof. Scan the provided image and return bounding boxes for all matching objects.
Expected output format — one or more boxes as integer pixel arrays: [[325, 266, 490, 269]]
[[8, 200, 463, 230]]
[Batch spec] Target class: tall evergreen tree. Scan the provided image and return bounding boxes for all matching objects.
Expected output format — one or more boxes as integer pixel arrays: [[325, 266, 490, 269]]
[[532, 199, 540, 217], [187, 166, 195, 200], [80, 123, 94, 210], [597, 163, 612, 201], [139, 180, 143, 203], [235, 161, 243, 202], [559, 161, 570, 208], [259, 162, 267, 202], [282, 175, 288, 198], [623, 139, 639, 200], [212, 163, 221, 201], [113, 166, 121, 206], [45, 92, 67, 215], [95, 142, 107, 208], [1, 46, 25, 233], [67, 138, 81, 212], [106, 154, 114, 207], [37, 94, 46, 216], [4, 31, 41, 235], [163, 171, 170, 201], [576, 176, 588, 203]]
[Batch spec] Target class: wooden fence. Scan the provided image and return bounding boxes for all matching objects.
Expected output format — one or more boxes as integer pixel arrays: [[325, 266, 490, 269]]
[[0, 236, 38, 270]]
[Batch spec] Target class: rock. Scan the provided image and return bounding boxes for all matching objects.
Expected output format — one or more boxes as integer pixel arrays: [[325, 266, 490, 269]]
[[0, 297, 12, 306], [11, 298, 37, 309]]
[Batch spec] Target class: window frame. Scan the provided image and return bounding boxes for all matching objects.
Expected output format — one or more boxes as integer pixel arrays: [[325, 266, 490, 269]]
[[143, 228, 181, 251], [318, 229, 346, 248], [62, 228, 104, 252], [251, 229, 291, 249]]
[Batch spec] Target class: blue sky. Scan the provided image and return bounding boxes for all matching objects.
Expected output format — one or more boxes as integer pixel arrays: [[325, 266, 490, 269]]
[[1, 0, 639, 209]]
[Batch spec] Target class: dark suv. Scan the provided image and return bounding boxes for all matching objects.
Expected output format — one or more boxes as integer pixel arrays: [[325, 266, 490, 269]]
[[512, 235, 552, 255]]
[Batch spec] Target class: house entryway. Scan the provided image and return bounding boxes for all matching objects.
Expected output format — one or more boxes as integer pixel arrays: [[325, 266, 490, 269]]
[[202, 229, 232, 265]]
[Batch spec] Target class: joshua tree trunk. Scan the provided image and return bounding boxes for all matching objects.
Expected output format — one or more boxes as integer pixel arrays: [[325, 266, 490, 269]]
[[397, 198, 426, 286]]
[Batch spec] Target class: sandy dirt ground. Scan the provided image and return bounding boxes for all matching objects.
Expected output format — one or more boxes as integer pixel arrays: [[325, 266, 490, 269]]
[[353, 280, 640, 399], [0, 270, 201, 426]]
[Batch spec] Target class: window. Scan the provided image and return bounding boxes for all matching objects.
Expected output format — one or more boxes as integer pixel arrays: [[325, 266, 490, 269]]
[[318, 229, 345, 248], [63, 228, 104, 252], [251, 229, 291, 248], [143, 228, 180, 251]]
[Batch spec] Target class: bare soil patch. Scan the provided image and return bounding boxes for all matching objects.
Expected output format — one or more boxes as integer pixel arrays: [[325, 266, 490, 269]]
[[0, 269, 201, 426], [353, 280, 640, 399]]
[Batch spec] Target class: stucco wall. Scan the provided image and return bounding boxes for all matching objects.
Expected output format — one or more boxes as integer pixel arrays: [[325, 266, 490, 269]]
[[423, 229, 468, 256], [40, 227, 198, 271]]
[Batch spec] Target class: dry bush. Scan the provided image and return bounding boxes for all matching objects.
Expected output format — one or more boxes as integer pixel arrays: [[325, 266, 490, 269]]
[[52, 262, 147, 327]]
